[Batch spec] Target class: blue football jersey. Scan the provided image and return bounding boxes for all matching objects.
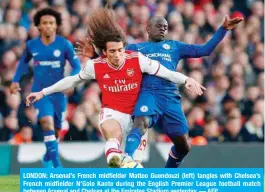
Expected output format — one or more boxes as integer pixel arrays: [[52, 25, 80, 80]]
[[13, 35, 81, 92], [126, 26, 227, 95], [127, 40, 181, 94]]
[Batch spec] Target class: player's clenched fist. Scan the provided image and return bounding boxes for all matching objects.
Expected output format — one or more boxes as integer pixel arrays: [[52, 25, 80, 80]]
[[26, 91, 44, 106], [184, 78, 206, 96]]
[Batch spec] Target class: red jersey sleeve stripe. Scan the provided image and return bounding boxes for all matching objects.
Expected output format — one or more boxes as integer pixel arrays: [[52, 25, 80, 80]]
[[153, 63, 161, 75], [78, 73, 85, 80]]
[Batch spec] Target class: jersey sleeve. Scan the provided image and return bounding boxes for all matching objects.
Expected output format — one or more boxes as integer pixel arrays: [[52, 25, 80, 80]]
[[178, 26, 228, 59], [78, 59, 95, 80], [13, 42, 32, 82], [138, 52, 188, 85], [138, 52, 160, 75], [65, 39, 81, 75]]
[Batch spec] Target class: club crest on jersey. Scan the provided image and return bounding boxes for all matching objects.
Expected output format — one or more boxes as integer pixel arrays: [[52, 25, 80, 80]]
[[162, 44, 170, 50], [127, 68, 134, 77], [53, 50, 61, 57], [140, 105, 148, 112]]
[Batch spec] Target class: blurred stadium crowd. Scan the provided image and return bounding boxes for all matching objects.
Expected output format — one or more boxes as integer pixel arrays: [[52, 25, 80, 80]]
[[0, 0, 264, 145]]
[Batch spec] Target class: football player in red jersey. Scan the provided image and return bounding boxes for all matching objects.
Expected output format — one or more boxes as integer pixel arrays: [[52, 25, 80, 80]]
[[26, 8, 206, 168]]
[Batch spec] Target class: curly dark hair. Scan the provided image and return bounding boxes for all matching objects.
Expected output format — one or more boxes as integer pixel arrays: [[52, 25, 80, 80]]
[[33, 8, 62, 26], [87, 7, 126, 52]]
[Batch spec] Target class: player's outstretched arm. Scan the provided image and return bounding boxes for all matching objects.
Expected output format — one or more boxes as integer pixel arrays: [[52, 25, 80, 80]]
[[26, 74, 83, 106], [156, 65, 206, 95], [10, 44, 32, 94], [26, 60, 95, 106], [138, 52, 206, 95], [178, 15, 243, 58]]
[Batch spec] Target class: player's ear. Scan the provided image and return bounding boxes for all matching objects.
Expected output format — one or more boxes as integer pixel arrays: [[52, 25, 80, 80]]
[[37, 25, 41, 31], [146, 26, 150, 33], [103, 49, 107, 56]]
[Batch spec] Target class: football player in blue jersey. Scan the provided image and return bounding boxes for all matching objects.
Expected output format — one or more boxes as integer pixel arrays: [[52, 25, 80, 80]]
[[75, 14, 243, 168], [123, 15, 243, 168], [10, 8, 81, 168]]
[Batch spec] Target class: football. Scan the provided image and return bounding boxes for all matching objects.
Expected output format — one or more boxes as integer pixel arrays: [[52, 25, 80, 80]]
[[121, 161, 144, 168]]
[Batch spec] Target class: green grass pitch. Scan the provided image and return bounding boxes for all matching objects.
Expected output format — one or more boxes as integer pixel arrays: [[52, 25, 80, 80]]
[[0, 175, 20, 192]]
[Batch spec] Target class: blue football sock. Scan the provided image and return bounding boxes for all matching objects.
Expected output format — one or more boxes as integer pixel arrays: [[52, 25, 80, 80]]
[[165, 145, 185, 168], [125, 127, 142, 157], [43, 152, 50, 161], [42, 152, 53, 168], [44, 130, 62, 168]]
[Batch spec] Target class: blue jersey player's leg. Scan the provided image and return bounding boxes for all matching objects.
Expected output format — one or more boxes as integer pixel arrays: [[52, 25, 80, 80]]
[[52, 93, 67, 167], [34, 95, 62, 168], [125, 92, 161, 158], [158, 95, 190, 168], [52, 93, 68, 139]]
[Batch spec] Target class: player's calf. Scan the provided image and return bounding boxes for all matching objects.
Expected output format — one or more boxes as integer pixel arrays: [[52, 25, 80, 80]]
[[42, 151, 53, 168], [165, 136, 191, 168], [43, 130, 63, 168], [125, 116, 149, 157], [124, 128, 142, 157]]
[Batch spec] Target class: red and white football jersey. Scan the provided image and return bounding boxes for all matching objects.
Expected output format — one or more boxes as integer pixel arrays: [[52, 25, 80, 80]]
[[79, 51, 160, 114]]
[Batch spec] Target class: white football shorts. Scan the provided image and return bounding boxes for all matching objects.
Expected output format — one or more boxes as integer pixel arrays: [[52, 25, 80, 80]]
[[99, 107, 147, 162]]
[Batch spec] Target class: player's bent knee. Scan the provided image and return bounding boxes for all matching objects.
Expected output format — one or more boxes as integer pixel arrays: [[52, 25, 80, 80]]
[[133, 116, 149, 136], [40, 116, 54, 131], [133, 116, 150, 129], [101, 119, 123, 141]]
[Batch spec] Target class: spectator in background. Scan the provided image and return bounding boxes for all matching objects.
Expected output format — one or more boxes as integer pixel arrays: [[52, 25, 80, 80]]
[[0, 91, 21, 119], [18, 105, 43, 141], [188, 106, 205, 137], [220, 116, 243, 142], [241, 113, 264, 142], [242, 86, 260, 118], [257, 72, 264, 97], [220, 107, 243, 142], [253, 98, 264, 117], [213, 75, 230, 114], [0, 113, 19, 141], [9, 125, 33, 145], [203, 117, 221, 142], [64, 108, 90, 141]]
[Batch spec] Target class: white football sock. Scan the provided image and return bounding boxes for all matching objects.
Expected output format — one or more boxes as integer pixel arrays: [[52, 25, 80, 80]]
[[105, 138, 122, 163]]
